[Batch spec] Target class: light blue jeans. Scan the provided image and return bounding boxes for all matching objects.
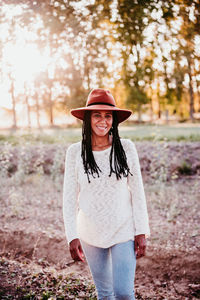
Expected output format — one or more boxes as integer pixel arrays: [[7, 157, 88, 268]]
[[81, 240, 136, 300]]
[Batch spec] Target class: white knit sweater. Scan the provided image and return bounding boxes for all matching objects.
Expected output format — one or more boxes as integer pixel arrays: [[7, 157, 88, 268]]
[[63, 139, 150, 248]]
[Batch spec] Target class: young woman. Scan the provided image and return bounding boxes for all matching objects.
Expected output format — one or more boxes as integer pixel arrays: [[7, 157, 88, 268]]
[[63, 88, 150, 300]]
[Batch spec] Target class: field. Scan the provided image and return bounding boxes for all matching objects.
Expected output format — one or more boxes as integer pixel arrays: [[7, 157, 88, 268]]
[[0, 124, 200, 299], [1, 123, 200, 144]]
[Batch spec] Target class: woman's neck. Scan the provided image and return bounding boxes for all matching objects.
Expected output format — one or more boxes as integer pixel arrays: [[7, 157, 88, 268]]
[[92, 135, 112, 150]]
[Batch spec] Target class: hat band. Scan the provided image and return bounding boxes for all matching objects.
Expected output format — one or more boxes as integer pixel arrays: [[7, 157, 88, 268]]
[[87, 102, 115, 107]]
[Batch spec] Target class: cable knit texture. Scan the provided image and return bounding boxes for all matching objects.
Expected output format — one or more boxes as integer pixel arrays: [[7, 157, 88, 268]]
[[63, 139, 150, 248]]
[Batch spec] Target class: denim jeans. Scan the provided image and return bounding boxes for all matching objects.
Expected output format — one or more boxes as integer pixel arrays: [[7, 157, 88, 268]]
[[81, 240, 136, 300]]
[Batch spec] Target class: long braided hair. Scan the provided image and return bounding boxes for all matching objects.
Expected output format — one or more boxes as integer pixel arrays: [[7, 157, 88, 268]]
[[81, 110, 132, 183]]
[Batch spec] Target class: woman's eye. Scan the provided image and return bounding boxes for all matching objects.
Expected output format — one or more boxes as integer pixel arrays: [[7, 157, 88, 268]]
[[92, 114, 112, 119]]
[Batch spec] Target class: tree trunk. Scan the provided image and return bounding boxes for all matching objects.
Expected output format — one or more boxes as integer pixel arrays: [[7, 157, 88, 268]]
[[137, 104, 142, 122], [158, 103, 161, 119], [195, 78, 200, 112], [187, 57, 194, 121], [25, 92, 31, 128], [10, 77, 17, 129], [84, 59, 90, 90], [156, 80, 161, 119], [165, 109, 169, 124], [197, 87, 200, 113], [35, 92, 41, 129], [49, 89, 54, 126], [150, 88, 153, 123]]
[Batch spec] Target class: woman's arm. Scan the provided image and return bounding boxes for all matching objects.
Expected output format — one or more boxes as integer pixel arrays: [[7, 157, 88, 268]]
[[127, 140, 150, 257], [63, 144, 79, 245]]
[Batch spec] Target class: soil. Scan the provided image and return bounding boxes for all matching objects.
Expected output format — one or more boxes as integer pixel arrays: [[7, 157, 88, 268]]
[[0, 142, 200, 299]]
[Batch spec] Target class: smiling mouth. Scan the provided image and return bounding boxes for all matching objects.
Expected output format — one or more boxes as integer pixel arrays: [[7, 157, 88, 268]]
[[97, 126, 107, 130]]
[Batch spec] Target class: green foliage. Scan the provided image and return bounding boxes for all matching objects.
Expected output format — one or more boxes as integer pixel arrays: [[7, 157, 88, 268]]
[[112, 1, 156, 115], [42, 291, 52, 299], [23, 292, 36, 299], [1, 0, 200, 127], [178, 161, 193, 175], [0, 256, 97, 299], [126, 86, 150, 111], [116, 0, 156, 44]]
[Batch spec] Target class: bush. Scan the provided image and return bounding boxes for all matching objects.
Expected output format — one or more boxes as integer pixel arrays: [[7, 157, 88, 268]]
[[178, 161, 193, 175]]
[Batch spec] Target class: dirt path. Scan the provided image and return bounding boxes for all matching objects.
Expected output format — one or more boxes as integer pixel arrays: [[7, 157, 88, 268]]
[[0, 246, 199, 299]]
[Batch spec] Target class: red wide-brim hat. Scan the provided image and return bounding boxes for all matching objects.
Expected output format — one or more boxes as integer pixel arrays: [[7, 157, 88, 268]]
[[71, 88, 132, 123]]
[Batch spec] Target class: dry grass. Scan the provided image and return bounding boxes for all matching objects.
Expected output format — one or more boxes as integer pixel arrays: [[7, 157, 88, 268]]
[[0, 140, 200, 299]]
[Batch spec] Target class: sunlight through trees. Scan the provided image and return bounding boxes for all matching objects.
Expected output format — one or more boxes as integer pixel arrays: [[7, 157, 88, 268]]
[[0, 0, 199, 128]]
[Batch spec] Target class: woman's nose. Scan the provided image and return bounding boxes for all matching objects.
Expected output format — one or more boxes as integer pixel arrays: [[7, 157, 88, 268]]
[[99, 117, 107, 123]]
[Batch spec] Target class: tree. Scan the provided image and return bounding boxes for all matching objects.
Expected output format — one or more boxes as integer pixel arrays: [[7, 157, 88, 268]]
[[110, 0, 157, 120], [9, 73, 17, 129], [1, 0, 199, 125], [174, 0, 200, 120]]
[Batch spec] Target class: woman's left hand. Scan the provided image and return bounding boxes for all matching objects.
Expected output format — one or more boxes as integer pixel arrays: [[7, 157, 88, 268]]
[[134, 234, 146, 259]]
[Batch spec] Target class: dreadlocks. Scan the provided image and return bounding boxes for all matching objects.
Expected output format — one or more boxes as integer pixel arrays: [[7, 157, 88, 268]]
[[81, 111, 132, 183]]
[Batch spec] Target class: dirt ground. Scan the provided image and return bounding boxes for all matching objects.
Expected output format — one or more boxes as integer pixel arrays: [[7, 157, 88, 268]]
[[0, 142, 200, 299]]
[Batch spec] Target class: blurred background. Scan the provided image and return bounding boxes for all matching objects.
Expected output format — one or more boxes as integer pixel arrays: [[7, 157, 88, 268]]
[[0, 0, 199, 129], [0, 1, 200, 299]]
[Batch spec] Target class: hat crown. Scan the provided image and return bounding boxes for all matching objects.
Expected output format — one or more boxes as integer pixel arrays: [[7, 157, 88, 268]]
[[70, 88, 132, 123], [86, 89, 116, 107]]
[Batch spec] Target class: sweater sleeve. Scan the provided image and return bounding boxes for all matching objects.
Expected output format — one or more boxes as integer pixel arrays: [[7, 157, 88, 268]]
[[127, 140, 150, 237], [63, 144, 79, 244]]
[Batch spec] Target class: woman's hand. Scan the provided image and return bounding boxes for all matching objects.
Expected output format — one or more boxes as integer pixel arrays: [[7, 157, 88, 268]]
[[134, 234, 146, 259], [69, 238, 85, 262]]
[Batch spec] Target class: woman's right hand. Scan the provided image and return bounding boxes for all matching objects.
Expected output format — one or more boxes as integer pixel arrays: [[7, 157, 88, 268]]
[[69, 238, 85, 262]]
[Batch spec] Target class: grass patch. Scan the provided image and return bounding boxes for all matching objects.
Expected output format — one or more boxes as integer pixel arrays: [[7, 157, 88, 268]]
[[0, 124, 200, 145], [0, 129, 82, 145], [119, 124, 200, 142]]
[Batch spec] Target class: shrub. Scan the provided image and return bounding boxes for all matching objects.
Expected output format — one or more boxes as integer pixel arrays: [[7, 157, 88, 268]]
[[178, 161, 193, 175]]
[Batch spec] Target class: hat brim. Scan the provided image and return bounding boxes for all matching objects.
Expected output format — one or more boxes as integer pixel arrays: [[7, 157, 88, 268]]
[[70, 105, 132, 123]]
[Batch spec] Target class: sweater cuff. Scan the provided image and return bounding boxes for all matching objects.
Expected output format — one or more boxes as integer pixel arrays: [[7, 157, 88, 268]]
[[134, 228, 150, 237], [67, 234, 79, 246]]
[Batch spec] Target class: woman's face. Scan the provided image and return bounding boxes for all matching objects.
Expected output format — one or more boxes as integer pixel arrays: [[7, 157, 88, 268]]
[[91, 110, 113, 138]]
